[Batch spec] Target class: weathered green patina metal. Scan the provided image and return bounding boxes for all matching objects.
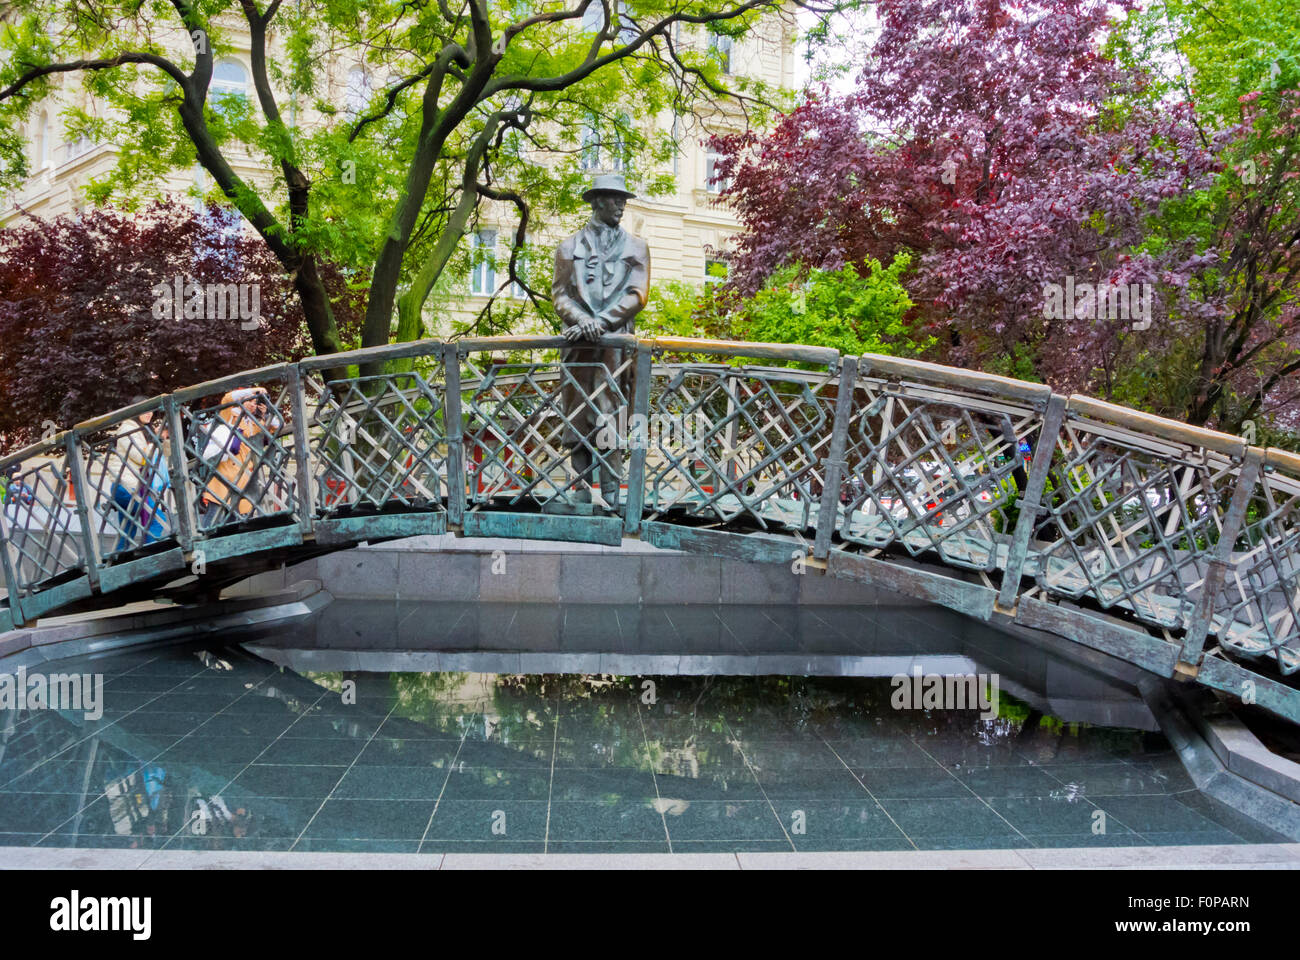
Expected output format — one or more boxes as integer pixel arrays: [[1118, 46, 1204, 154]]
[[2, 333, 1298, 724]]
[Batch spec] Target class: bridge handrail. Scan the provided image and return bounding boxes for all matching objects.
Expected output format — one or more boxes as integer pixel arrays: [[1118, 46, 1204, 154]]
[[2, 334, 1298, 724]]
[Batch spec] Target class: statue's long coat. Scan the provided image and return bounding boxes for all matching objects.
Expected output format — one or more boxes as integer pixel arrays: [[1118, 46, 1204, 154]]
[[552, 221, 650, 446]]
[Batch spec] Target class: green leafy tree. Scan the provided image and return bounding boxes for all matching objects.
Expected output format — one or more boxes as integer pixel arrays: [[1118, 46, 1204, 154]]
[[0, 0, 843, 376], [735, 256, 925, 360], [641, 254, 930, 364], [1107, 0, 1300, 437]]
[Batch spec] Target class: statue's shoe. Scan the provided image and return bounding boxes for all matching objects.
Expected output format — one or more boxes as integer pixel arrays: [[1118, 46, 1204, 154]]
[[599, 486, 620, 513], [571, 486, 592, 504]]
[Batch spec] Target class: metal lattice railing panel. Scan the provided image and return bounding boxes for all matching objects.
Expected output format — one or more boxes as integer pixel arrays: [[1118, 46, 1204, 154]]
[[79, 407, 176, 561], [642, 365, 835, 532], [177, 381, 299, 534], [461, 358, 632, 511], [0, 454, 84, 594], [310, 372, 449, 514], [1214, 468, 1300, 674], [837, 378, 1034, 573], [1033, 416, 1245, 629]]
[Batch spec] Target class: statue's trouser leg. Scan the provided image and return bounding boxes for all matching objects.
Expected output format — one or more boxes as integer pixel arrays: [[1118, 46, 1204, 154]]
[[594, 372, 623, 511], [570, 445, 593, 502], [600, 449, 623, 511]]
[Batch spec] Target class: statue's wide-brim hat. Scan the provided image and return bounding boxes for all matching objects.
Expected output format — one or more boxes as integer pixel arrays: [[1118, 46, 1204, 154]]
[[582, 174, 637, 202]]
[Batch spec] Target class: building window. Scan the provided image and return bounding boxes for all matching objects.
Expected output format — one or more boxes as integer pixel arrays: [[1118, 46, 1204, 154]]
[[580, 117, 600, 171], [671, 114, 683, 176], [471, 229, 497, 295], [580, 113, 629, 173], [35, 111, 50, 170], [705, 258, 729, 285], [608, 117, 628, 173], [64, 94, 95, 162], [345, 68, 373, 117], [211, 59, 250, 116], [709, 33, 733, 74], [705, 146, 729, 193], [66, 135, 92, 162]]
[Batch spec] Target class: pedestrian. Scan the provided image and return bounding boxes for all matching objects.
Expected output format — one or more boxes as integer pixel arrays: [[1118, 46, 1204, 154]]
[[106, 399, 171, 553], [197, 387, 279, 528]]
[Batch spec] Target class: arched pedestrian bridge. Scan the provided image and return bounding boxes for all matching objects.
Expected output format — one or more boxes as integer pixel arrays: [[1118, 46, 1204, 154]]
[[3, 335, 1298, 724]]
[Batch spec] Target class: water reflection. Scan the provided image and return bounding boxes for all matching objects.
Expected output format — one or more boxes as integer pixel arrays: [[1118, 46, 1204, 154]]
[[0, 642, 1285, 853], [245, 600, 1159, 730]]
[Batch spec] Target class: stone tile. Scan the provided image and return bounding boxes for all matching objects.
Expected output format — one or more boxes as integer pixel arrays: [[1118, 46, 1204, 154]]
[[476, 554, 561, 603], [1016, 842, 1300, 869], [230, 764, 346, 799], [353, 738, 460, 767], [0, 846, 155, 869], [423, 800, 548, 842], [768, 799, 909, 843], [952, 765, 1065, 799], [559, 554, 642, 604], [547, 800, 669, 842], [877, 797, 1023, 842], [752, 767, 869, 801], [439, 765, 552, 801], [737, 849, 1031, 869], [798, 573, 876, 606], [317, 551, 400, 598], [986, 796, 1117, 838], [642, 557, 720, 604], [663, 800, 788, 843], [543, 841, 674, 855], [1090, 794, 1240, 836], [549, 766, 659, 802], [301, 798, 436, 841], [1041, 761, 1194, 797], [825, 736, 937, 769], [720, 560, 799, 605], [857, 766, 971, 800], [398, 553, 479, 602], [256, 738, 366, 766]]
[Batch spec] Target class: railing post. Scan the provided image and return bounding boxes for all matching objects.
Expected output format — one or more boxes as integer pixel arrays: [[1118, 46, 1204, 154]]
[[442, 343, 466, 527], [623, 341, 654, 535], [163, 395, 198, 552], [65, 432, 101, 592], [995, 393, 1067, 613], [813, 355, 857, 561], [1178, 447, 1263, 672], [285, 366, 316, 535]]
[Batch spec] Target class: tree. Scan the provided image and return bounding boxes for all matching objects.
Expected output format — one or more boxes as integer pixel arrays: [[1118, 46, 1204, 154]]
[[1105, 1, 1300, 434], [643, 253, 928, 362], [0, 200, 360, 448], [712, 0, 1244, 413], [0, 0, 842, 376]]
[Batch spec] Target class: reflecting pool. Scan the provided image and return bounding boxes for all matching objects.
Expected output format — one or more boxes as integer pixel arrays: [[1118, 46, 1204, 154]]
[[0, 622, 1286, 854]]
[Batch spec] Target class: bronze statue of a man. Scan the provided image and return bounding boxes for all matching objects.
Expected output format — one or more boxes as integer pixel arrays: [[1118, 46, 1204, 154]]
[[552, 174, 650, 511]]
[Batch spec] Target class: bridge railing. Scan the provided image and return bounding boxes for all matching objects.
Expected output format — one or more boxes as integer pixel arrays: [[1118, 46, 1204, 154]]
[[2, 335, 1298, 703]]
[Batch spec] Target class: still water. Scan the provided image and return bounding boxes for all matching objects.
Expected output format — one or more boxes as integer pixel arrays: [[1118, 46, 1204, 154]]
[[0, 602, 1286, 854]]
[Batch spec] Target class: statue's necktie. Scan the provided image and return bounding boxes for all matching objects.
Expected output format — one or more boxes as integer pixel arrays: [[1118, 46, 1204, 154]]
[[585, 225, 618, 300]]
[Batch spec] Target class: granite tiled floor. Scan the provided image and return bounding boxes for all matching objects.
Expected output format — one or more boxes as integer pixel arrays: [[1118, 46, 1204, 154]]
[[0, 640, 1287, 855]]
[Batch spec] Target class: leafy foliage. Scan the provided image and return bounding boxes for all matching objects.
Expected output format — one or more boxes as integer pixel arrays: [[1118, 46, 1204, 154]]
[[713, 0, 1300, 436], [642, 253, 929, 363], [0, 0, 814, 366], [0, 200, 362, 448]]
